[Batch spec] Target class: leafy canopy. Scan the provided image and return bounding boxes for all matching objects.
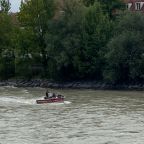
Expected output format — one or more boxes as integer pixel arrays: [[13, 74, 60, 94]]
[[17, 0, 57, 77], [45, 0, 85, 79], [104, 10, 144, 82], [74, 0, 114, 79], [79, 0, 126, 18], [0, 0, 11, 13], [0, 11, 13, 55]]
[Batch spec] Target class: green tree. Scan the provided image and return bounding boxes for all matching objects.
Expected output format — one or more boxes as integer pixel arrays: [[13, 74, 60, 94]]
[[45, 0, 85, 79], [74, 1, 114, 79], [13, 27, 39, 58], [79, 0, 125, 18], [12, 26, 41, 78], [17, 0, 57, 77], [0, 6, 15, 79], [0, 11, 13, 55], [98, 0, 125, 18], [104, 10, 144, 82], [79, 0, 95, 6], [0, 0, 11, 13]]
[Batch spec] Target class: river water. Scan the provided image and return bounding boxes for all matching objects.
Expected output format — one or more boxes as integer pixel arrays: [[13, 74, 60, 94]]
[[0, 87, 144, 144]]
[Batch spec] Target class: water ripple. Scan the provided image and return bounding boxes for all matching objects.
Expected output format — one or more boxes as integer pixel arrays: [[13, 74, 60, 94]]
[[0, 88, 144, 144]]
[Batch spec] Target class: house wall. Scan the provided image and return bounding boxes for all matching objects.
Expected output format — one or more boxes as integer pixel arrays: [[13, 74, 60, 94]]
[[11, 12, 17, 25], [124, 0, 144, 11]]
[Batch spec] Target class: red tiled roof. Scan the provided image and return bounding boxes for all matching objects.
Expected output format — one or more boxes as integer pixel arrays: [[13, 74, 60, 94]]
[[11, 12, 17, 15]]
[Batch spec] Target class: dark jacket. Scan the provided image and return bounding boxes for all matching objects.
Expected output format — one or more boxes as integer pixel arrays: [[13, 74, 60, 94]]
[[46, 92, 48, 97]]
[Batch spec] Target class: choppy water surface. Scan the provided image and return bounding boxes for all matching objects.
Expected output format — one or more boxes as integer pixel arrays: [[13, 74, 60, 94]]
[[0, 87, 144, 144]]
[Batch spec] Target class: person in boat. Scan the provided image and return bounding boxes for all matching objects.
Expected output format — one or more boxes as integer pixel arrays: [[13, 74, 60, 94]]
[[58, 93, 61, 98], [52, 93, 56, 98], [45, 90, 50, 99]]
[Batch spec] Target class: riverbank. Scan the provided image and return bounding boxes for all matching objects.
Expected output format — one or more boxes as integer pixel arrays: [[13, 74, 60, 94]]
[[0, 79, 144, 90]]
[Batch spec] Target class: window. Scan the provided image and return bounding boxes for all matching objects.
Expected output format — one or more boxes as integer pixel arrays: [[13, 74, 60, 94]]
[[126, 3, 132, 9], [135, 3, 141, 10]]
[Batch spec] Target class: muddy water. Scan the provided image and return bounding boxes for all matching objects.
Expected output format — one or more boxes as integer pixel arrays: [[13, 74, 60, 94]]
[[0, 87, 144, 144]]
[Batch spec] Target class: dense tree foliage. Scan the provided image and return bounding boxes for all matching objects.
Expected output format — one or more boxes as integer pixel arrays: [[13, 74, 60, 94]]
[[12, 27, 40, 78], [17, 0, 57, 77], [79, 0, 94, 6], [97, 0, 125, 18], [0, 0, 12, 53], [45, 0, 85, 79], [1, 0, 144, 83], [0, 5, 14, 79], [104, 11, 144, 82], [74, 1, 114, 79], [0, 0, 11, 13], [79, 0, 125, 18], [0, 12, 13, 54], [14, 27, 39, 57]]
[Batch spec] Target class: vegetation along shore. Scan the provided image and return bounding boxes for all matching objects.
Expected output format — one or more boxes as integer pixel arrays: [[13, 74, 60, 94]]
[[1, 0, 144, 87]]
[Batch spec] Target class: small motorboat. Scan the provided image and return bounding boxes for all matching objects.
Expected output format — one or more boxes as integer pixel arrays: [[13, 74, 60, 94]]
[[36, 96, 65, 104]]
